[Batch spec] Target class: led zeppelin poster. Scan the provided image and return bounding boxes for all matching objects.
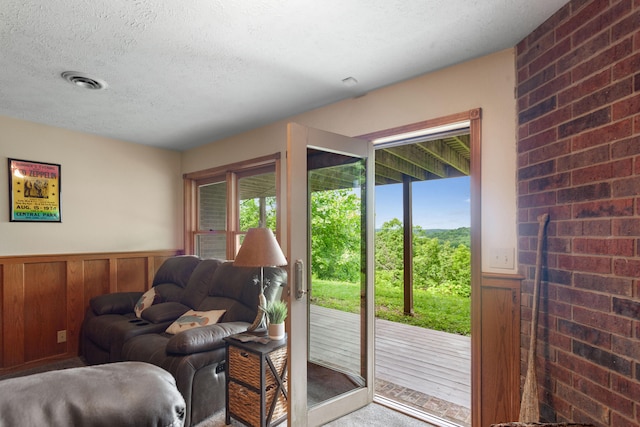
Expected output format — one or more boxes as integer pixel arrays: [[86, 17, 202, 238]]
[[9, 158, 62, 222]]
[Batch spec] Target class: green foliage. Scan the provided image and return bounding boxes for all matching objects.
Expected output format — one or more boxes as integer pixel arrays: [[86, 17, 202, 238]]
[[376, 220, 471, 298], [262, 300, 288, 324], [311, 277, 470, 336], [310, 189, 362, 282], [239, 197, 277, 231]]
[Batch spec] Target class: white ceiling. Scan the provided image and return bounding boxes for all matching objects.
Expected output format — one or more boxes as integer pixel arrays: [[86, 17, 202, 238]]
[[1, 1, 569, 151]]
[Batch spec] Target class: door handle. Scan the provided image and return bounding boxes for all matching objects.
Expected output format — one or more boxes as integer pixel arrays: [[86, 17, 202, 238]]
[[295, 259, 307, 300]]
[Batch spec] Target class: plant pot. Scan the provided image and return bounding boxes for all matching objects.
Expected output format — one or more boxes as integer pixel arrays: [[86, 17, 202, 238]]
[[268, 322, 285, 340]]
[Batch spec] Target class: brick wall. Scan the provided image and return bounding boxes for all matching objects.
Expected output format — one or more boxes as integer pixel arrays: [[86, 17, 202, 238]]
[[516, 1, 640, 425]]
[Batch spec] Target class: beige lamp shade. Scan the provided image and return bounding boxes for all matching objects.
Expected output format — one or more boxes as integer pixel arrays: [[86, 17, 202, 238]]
[[233, 228, 287, 267]]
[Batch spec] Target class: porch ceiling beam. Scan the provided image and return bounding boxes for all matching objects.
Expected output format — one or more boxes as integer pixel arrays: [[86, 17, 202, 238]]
[[374, 163, 404, 183], [418, 138, 470, 175], [377, 149, 442, 180]]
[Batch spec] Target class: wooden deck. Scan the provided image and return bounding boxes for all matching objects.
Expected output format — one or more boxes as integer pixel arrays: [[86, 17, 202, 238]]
[[309, 305, 471, 409]]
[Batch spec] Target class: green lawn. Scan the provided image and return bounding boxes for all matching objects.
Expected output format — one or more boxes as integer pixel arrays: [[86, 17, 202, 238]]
[[310, 278, 471, 336]]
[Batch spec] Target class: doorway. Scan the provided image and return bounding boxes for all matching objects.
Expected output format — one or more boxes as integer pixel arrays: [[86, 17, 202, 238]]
[[357, 110, 481, 427]]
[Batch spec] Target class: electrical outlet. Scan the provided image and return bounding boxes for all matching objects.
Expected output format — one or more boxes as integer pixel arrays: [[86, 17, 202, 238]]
[[57, 330, 67, 343], [489, 248, 514, 269]]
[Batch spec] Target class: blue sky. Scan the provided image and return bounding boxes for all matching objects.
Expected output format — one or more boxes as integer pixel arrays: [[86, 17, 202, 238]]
[[375, 176, 470, 230]]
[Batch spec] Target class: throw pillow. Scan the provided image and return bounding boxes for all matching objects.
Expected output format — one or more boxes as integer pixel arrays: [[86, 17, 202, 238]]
[[165, 309, 226, 335], [134, 288, 160, 318]]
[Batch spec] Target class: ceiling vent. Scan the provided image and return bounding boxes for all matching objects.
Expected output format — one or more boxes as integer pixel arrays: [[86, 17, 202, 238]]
[[61, 71, 108, 90]]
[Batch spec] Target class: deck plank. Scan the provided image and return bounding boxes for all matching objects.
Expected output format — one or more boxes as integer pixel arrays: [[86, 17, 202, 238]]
[[309, 304, 471, 409]]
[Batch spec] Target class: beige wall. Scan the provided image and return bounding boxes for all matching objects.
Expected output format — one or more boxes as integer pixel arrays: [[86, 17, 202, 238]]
[[183, 49, 518, 273], [0, 115, 183, 256]]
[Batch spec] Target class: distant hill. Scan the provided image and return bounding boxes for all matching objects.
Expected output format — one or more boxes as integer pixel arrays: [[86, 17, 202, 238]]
[[416, 227, 470, 248]]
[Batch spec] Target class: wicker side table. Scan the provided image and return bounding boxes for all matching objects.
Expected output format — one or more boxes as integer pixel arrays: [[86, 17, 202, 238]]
[[224, 334, 288, 427]]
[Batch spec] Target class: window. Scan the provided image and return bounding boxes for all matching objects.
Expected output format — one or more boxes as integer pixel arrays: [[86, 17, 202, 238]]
[[183, 154, 281, 259]]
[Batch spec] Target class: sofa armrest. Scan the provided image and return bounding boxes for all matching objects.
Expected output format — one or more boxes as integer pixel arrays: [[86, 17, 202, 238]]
[[90, 292, 142, 315], [166, 322, 249, 355]]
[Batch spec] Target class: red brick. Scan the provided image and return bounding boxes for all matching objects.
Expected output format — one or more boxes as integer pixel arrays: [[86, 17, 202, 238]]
[[613, 259, 640, 278], [573, 272, 633, 297], [613, 52, 640, 80], [556, 382, 610, 424], [530, 39, 573, 78], [612, 93, 640, 120], [558, 349, 611, 385], [573, 78, 633, 117], [573, 375, 635, 416], [529, 173, 571, 192], [518, 64, 556, 98], [574, 199, 635, 219], [613, 175, 640, 197], [559, 31, 611, 73], [573, 159, 633, 185], [573, 306, 633, 337], [559, 107, 611, 139], [574, 237, 635, 256], [556, 0, 611, 41], [558, 254, 611, 273], [519, 191, 557, 209], [572, 37, 634, 82], [582, 219, 612, 236], [529, 140, 571, 164], [519, 160, 556, 181], [548, 236, 571, 253], [517, 31, 557, 71], [558, 145, 610, 171], [558, 69, 611, 106], [611, 10, 640, 41], [613, 218, 640, 236], [529, 71, 572, 106], [557, 182, 611, 203], [612, 135, 640, 159], [558, 220, 584, 236], [610, 411, 639, 427], [519, 96, 557, 125], [529, 105, 573, 135], [612, 335, 640, 361], [573, 118, 634, 151], [519, 128, 558, 153], [573, 0, 633, 47]]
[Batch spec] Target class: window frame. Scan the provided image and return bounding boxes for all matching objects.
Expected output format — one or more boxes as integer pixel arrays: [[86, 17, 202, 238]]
[[183, 153, 281, 259]]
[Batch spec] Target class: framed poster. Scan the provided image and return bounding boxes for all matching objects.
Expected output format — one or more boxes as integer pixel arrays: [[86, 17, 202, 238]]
[[8, 158, 62, 222]]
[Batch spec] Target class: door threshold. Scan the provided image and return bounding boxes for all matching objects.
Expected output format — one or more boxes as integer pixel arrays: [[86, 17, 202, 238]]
[[373, 395, 462, 427]]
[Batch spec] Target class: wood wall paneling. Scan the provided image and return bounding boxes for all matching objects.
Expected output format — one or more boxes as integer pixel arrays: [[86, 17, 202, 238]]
[[0, 250, 180, 372], [116, 257, 148, 293], [84, 259, 110, 309], [24, 262, 67, 362], [480, 273, 522, 426]]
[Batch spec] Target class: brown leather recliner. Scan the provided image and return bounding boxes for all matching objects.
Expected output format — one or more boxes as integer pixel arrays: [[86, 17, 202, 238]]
[[81, 256, 287, 427]]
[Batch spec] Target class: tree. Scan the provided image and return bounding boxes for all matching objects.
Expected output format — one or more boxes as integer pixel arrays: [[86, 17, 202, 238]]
[[310, 189, 362, 282]]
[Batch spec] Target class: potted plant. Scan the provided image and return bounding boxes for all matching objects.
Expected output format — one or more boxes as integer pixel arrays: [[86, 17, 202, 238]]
[[262, 300, 287, 340]]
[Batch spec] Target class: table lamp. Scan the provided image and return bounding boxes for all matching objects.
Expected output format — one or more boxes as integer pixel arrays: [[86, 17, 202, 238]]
[[233, 227, 287, 332]]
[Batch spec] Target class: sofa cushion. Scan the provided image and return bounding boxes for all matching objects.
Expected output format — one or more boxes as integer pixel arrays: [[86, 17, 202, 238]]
[[134, 288, 161, 318], [180, 259, 225, 309], [166, 321, 249, 355], [90, 292, 142, 315], [166, 309, 226, 335], [141, 302, 191, 323], [153, 255, 202, 287]]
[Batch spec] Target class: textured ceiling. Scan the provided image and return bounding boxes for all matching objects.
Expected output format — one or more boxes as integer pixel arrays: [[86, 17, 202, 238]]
[[0, 1, 568, 151]]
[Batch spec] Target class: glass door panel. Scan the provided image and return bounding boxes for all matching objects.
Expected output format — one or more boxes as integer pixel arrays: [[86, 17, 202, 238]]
[[287, 123, 374, 426]]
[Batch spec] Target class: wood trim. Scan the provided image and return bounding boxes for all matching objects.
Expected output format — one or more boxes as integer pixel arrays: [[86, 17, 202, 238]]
[[0, 250, 180, 372], [183, 152, 281, 180], [469, 108, 483, 427], [357, 110, 478, 141], [479, 272, 523, 426]]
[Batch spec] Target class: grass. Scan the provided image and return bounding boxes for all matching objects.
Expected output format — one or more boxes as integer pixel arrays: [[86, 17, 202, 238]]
[[310, 278, 471, 336]]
